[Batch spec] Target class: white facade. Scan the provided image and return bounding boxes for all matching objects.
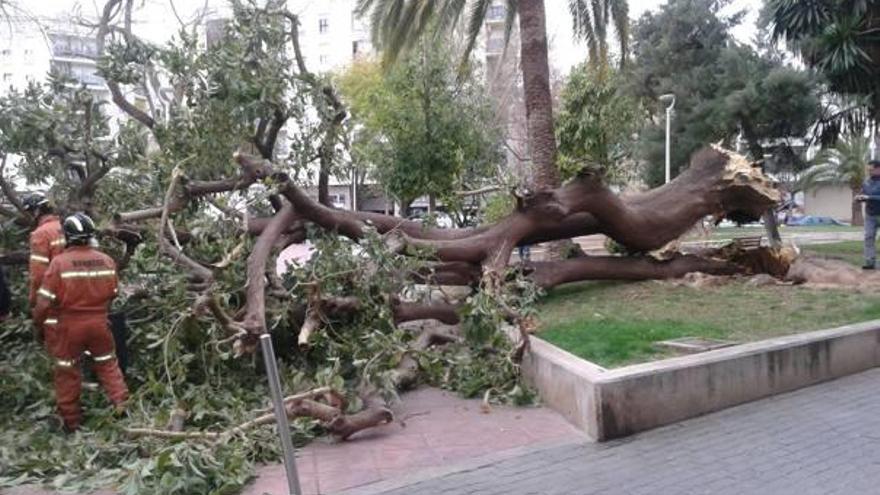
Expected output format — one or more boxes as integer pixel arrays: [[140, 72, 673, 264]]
[[804, 184, 855, 222], [286, 0, 374, 73], [0, 18, 55, 92], [0, 17, 148, 122]]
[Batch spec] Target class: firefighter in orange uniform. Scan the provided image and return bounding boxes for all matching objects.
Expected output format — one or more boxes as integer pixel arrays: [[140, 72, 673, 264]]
[[32, 212, 128, 431], [24, 193, 65, 310]]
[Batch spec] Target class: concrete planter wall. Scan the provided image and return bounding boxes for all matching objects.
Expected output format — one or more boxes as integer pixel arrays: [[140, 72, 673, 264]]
[[521, 320, 880, 441]]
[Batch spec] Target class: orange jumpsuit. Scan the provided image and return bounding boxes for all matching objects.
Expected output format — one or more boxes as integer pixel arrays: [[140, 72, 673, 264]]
[[33, 245, 128, 431], [28, 215, 65, 308]]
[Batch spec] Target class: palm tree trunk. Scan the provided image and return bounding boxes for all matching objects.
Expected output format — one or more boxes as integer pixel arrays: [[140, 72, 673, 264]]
[[852, 187, 865, 226], [518, 0, 559, 191]]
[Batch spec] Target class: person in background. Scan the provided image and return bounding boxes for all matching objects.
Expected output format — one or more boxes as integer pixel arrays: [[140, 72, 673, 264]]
[[856, 160, 880, 270], [517, 244, 531, 262], [32, 212, 127, 432]]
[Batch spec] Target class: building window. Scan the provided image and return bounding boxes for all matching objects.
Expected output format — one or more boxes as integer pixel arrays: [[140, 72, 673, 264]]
[[488, 5, 505, 20], [328, 194, 346, 207], [487, 35, 505, 53], [0, 49, 10, 56], [352, 41, 359, 56], [2, 73, 12, 81], [319, 54, 329, 65], [319, 17, 329, 34]]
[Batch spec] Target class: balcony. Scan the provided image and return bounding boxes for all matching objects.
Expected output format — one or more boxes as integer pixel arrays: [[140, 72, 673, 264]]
[[49, 34, 99, 60]]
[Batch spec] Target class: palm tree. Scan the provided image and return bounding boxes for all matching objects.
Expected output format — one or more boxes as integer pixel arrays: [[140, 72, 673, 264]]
[[800, 134, 871, 226], [767, 0, 880, 137], [355, 0, 629, 192]]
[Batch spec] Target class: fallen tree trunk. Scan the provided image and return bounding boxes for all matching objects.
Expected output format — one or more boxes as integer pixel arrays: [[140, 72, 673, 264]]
[[528, 254, 744, 289], [274, 146, 780, 280]]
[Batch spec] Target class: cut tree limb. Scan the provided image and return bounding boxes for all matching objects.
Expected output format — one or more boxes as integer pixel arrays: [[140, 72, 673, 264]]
[[125, 386, 391, 442], [243, 203, 299, 335]]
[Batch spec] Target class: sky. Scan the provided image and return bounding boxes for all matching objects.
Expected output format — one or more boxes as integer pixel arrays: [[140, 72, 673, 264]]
[[546, 0, 763, 74], [19, 0, 764, 75]]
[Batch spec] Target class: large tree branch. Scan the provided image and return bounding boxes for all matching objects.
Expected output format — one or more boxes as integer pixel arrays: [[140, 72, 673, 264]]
[[0, 154, 27, 217], [115, 153, 275, 224], [125, 386, 390, 441], [528, 254, 744, 289], [77, 152, 114, 204], [97, 0, 157, 130], [158, 166, 214, 286], [242, 203, 299, 335], [258, 107, 287, 160], [392, 299, 460, 325]]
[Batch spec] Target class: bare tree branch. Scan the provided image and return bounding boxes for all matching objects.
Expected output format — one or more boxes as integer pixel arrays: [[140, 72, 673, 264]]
[[96, 0, 157, 130]]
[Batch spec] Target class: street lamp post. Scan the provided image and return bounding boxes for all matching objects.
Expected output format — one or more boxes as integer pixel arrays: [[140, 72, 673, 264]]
[[659, 94, 676, 184]]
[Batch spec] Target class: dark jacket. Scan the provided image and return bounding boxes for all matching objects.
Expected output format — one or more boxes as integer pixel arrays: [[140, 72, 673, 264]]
[[862, 177, 880, 216], [0, 267, 10, 318]]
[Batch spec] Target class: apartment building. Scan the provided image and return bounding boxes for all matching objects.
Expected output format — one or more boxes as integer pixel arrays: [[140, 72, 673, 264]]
[[286, 0, 374, 73]]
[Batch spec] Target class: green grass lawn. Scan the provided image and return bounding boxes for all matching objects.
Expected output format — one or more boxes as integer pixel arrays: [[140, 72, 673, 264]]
[[803, 240, 864, 267], [537, 240, 879, 369]]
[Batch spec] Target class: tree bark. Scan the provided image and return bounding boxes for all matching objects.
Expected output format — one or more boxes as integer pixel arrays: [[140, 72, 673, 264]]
[[318, 166, 330, 206], [243, 204, 299, 334], [762, 209, 782, 249], [529, 254, 743, 289], [852, 187, 865, 226], [517, 0, 560, 192], [278, 146, 781, 279]]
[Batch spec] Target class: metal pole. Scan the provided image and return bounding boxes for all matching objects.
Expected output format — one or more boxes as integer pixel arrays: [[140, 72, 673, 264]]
[[259, 333, 303, 495]]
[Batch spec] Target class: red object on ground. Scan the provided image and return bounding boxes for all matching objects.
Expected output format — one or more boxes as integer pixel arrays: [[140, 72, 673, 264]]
[[32, 245, 128, 431]]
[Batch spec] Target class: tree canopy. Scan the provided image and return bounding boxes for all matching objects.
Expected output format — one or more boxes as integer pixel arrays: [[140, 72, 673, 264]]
[[555, 63, 641, 184], [766, 0, 880, 121], [627, 0, 821, 186], [337, 43, 502, 214]]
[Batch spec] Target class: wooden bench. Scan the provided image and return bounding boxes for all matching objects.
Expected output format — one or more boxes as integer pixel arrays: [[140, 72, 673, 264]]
[[732, 235, 763, 250]]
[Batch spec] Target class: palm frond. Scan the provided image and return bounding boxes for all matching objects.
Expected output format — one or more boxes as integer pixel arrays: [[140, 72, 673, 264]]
[[568, 0, 630, 67], [609, 0, 628, 67], [569, 0, 597, 62], [461, 0, 493, 68], [800, 134, 870, 190]]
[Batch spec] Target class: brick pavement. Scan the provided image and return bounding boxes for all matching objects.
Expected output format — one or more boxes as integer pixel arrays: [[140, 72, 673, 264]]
[[341, 368, 880, 495]]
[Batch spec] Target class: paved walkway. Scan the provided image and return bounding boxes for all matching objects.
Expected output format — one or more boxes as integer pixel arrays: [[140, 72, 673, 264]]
[[242, 388, 581, 495], [8, 388, 580, 495], [342, 368, 880, 495]]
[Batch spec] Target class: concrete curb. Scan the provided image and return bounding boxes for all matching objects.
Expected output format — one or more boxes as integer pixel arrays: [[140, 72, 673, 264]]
[[522, 319, 880, 441]]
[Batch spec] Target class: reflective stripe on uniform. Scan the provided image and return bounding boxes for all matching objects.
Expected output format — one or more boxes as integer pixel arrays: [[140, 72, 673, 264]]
[[60, 270, 116, 279], [55, 358, 76, 368], [92, 352, 115, 362], [30, 254, 50, 264], [37, 288, 56, 300], [50, 238, 66, 247], [44, 318, 58, 325]]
